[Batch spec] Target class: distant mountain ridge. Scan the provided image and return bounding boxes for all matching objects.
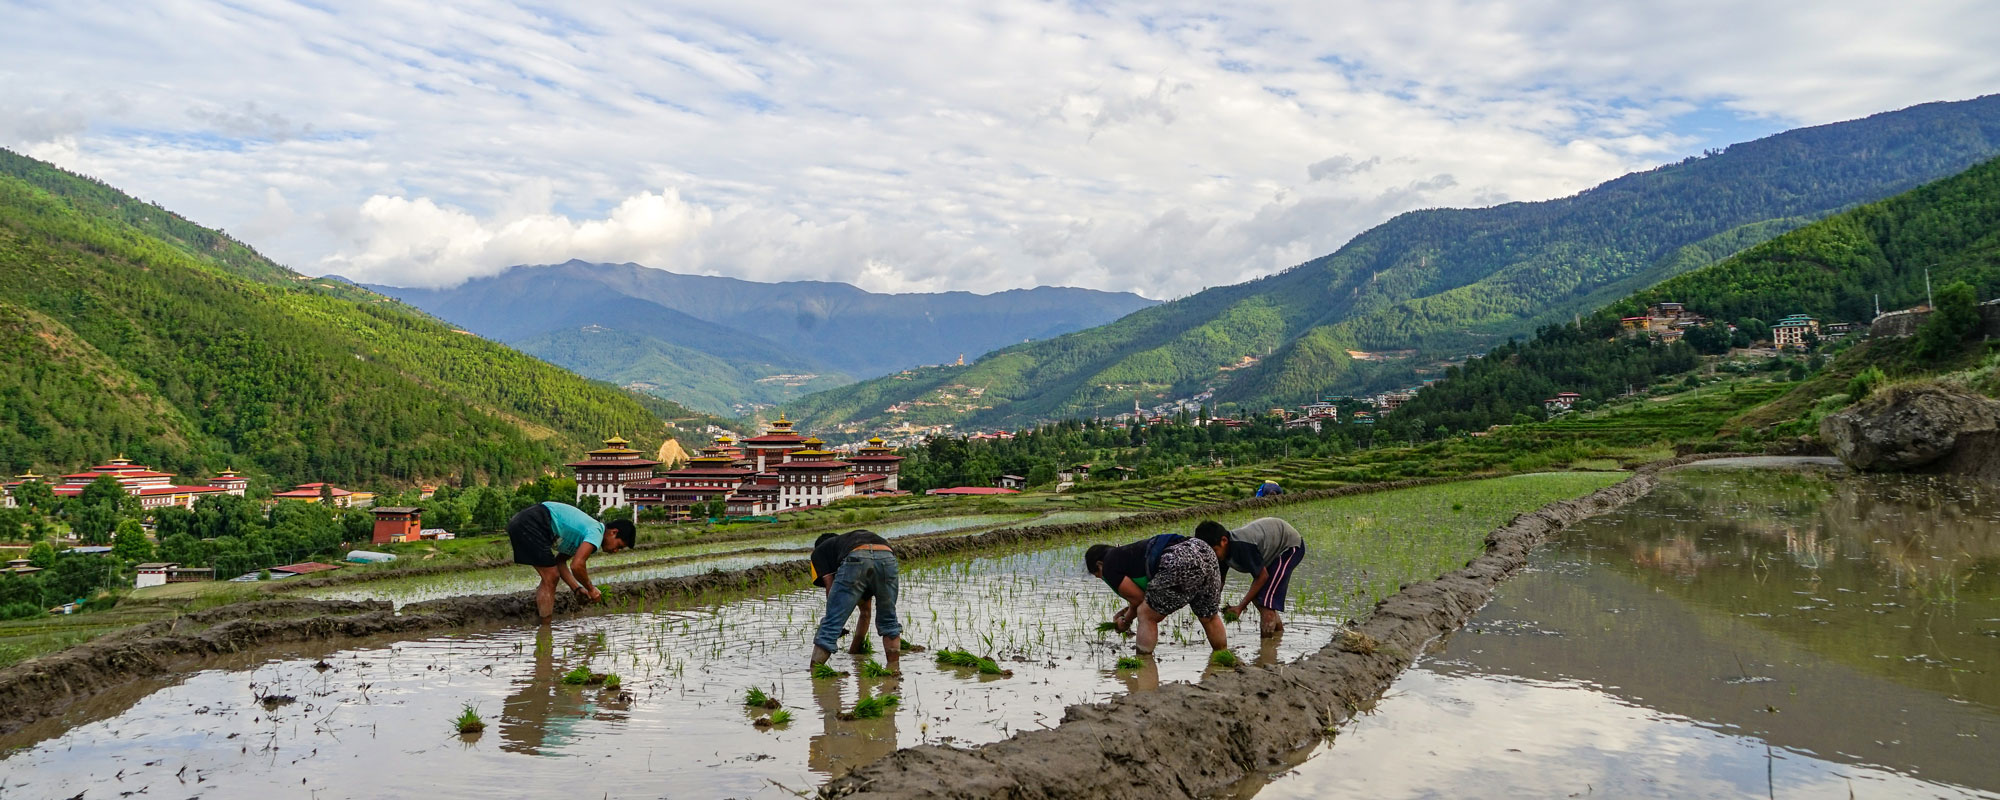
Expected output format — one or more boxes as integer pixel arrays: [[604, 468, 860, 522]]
[[786, 93, 2000, 432], [367, 262, 1157, 415]]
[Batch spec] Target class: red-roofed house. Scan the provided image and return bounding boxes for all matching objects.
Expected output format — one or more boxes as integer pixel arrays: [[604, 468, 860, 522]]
[[17, 456, 244, 512], [271, 482, 375, 508]]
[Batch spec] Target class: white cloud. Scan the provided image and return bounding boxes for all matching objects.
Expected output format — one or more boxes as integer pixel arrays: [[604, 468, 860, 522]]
[[3, 0, 1996, 297]]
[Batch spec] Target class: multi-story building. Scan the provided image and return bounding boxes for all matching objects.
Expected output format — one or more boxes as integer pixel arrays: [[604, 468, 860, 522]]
[[1772, 314, 1821, 349], [619, 421, 904, 519], [845, 437, 905, 491], [567, 436, 662, 509]]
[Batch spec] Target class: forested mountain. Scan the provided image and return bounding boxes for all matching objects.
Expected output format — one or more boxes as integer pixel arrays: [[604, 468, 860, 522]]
[[1383, 154, 2000, 436], [789, 94, 2000, 432], [367, 261, 1157, 416], [0, 149, 707, 487]]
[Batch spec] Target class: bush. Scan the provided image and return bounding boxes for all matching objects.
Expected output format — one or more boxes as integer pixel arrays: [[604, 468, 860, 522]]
[[1846, 366, 1887, 401], [0, 602, 42, 620]]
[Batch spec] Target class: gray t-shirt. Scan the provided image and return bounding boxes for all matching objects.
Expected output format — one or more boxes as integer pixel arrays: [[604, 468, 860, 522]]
[[1225, 517, 1304, 574]]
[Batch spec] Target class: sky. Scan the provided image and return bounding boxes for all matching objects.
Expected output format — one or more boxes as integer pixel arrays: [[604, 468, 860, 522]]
[[4, 1, 1997, 299]]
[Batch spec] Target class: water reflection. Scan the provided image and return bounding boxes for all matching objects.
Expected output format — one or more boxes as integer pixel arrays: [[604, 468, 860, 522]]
[[1243, 464, 2000, 798]]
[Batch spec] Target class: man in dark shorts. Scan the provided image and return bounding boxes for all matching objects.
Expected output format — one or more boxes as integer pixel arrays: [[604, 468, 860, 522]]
[[1198, 517, 1306, 637], [507, 501, 633, 623], [1084, 532, 1186, 632], [810, 530, 902, 673]]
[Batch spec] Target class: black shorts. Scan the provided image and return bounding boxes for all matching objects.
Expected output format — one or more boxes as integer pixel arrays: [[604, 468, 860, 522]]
[[508, 504, 564, 568]]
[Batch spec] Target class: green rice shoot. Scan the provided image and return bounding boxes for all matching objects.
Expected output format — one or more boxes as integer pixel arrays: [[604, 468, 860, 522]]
[[851, 693, 902, 719]]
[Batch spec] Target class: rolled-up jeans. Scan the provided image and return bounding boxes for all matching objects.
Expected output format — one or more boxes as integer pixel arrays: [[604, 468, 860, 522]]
[[814, 549, 902, 653]]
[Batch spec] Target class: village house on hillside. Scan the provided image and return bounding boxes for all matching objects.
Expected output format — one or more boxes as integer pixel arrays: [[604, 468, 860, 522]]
[[1544, 391, 1584, 413], [2, 458, 247, 512]]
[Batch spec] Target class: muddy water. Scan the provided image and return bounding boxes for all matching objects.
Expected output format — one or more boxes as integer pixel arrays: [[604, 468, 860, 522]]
[[1243, 463, 2000, 799], [0, 543, 1344, 799], [302, 513, 1055, 607]]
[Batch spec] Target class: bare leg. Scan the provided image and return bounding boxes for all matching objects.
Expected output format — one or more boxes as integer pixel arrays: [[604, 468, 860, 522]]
[[533, 566, 561, 622], [1258, 605, 1282, 638], [1199, 612, 1229, 651], [883, 635, 901, 674], [1135, 602, 1165, 654]]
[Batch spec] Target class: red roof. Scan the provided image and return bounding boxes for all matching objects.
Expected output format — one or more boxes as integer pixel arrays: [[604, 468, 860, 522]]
[[273, 486, 351, 498], [775, 460, 851, 470], [740, 435, 807, 445], [847, 454, 905, 462], [566, 458, 661, 468], [929, 487, 1020, 495], [662, 468, 755, 477]]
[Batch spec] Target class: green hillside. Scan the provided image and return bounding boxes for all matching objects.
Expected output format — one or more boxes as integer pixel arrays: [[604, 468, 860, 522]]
[[791, 94, 2000, 431], [516, 325, 849, 415], [1385, 154, 2000, 436], [0, 148, 704, 486]]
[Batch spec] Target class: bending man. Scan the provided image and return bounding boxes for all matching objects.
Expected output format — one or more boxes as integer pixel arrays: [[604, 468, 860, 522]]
[[1084, 532, 1185, 632], [1088, 531, 1226, 655], [1199, 517, 1305, 637], [810, 530, 902, 673], [507, 501, 633, 623]]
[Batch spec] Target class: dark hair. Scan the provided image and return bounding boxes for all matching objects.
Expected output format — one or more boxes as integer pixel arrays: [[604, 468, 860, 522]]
[[604, 518, 635, 546], [815, 532, 840, 548], [1194, 520, 1229, 547], [1084, 544, 1112, 574]]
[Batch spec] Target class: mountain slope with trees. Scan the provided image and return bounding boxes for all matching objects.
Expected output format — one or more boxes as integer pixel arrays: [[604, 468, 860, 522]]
[[790, 94, 2000, 431], [1383, 153, 2000, 438], [0, 148, 705, 486]]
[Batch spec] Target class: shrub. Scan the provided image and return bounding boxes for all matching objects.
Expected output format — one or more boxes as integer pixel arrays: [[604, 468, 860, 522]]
[[0, 602, 42, 620], [1847, 366, 1887, 401]]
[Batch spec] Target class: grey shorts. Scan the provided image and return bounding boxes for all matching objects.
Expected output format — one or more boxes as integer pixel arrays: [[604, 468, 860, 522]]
[[1145, 539, 1221, 619]]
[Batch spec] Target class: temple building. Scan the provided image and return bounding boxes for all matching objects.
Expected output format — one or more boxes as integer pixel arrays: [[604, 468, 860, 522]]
[[612, 418, 904, 520], [567, 436, 661, 509], [2, 457, 245, 511], [845, 438, 905, 491], [737, 414, 809, 472]]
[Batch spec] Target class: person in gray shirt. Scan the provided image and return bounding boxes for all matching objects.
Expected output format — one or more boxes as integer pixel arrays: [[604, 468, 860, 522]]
[[1196, 517, 1305, 637]]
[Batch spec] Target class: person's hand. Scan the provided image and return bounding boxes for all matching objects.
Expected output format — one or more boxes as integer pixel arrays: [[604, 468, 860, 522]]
[[1227, 603, 1248, 618], [587, 587, 603, 602], [571, 586, 590, 603]]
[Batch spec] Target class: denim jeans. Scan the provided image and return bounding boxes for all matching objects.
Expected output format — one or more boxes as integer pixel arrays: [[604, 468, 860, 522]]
[[814, 550, 902, 652]]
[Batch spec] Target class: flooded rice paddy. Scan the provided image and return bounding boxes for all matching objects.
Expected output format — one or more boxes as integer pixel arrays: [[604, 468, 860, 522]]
[[0, 475, 1616, 799], [302, 512, 1094, 607], [1247, 462, 2000, 799]]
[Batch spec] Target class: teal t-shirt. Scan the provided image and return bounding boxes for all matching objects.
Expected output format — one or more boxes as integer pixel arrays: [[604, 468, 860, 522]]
[[542, 501, 605, 556]]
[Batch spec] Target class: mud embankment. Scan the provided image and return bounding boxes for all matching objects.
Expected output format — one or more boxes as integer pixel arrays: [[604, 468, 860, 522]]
[[818, 458, 1716, 799], [0, 474, 1486, 735]]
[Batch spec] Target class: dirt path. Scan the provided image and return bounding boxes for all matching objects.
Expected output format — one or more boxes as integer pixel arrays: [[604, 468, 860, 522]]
[[817, 457, 1718, 799]]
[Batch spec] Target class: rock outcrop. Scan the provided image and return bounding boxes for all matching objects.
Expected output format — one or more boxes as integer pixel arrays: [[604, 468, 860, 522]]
[[1819, 383, 2000, 474]]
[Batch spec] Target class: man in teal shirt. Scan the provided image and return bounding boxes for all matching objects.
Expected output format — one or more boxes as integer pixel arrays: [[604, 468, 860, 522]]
[[508, 501, 634, 622]]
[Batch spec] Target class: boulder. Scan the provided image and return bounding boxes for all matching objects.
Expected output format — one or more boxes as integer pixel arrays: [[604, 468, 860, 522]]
[[1819, 383, 2000, 472]]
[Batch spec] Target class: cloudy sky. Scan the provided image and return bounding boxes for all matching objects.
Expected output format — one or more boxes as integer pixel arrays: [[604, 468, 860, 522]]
[[5, 1, 1996, 298]]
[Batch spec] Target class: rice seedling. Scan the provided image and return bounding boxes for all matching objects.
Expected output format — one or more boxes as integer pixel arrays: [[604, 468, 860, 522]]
[[453, 703, 485, 734], [811, 663, 846, 680], [935, 648, 1012, 676], [1209, 649, 1240, 668], [860, 659, 898, 678], [850, 694, 901, 719], [744, 686, 779, 707], [1222, 609, 1241, 623], [1114, 656, 1142, 670], [560, 665, 592, 685], [601, 673, 622, 690], [769, 709, 794, 726]]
